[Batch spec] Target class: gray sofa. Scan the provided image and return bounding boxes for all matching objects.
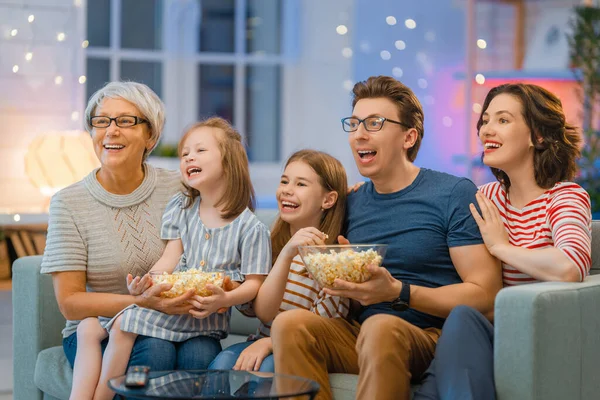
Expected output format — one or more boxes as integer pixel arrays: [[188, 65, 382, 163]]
[[13, 220, 600, 400]]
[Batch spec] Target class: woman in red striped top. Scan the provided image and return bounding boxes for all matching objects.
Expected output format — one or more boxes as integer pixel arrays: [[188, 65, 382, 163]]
[[414, 84, 592, 400], [209, 149, 350, 372]]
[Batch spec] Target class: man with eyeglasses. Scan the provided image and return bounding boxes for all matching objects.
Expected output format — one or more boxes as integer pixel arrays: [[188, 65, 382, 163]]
[[270, 76, 502, 400]]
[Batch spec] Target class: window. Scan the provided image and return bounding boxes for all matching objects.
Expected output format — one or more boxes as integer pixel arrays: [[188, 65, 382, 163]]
[[85, 0, 285, 162]]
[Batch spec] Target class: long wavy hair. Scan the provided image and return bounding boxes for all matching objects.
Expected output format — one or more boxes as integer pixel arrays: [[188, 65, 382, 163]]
[[270, 150, 348, 263]]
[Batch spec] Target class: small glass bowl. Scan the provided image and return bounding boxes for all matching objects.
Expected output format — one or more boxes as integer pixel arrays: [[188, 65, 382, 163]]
[[150, 269, 225, 298], [297, 244, 388, 289]]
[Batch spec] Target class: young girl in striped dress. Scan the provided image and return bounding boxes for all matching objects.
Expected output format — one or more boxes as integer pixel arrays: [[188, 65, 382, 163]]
[[71, 117, 271, 400], [414, 83, 592, 400], [209, 149, 351, 372]]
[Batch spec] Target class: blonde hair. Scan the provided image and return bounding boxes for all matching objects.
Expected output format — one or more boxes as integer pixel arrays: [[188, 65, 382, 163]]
[[271, 150, 348, 263], [178, 117, 255, 219], [85, 81, 165, 161]]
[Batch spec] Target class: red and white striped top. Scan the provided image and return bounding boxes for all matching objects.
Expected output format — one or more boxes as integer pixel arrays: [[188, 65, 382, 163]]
[[479, 181, 592, 286], [249, 255, 350, 339]]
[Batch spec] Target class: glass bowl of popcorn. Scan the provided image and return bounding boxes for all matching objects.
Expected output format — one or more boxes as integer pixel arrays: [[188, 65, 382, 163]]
[[150, 268, 226, 298], [297, 244, 388, 289]]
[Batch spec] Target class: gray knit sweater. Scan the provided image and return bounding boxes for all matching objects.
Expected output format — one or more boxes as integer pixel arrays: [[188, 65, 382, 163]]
[[40, 163, 181, 338]]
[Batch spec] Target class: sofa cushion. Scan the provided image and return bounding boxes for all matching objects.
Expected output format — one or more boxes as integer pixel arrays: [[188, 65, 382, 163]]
[[35, 346, 71, 400]]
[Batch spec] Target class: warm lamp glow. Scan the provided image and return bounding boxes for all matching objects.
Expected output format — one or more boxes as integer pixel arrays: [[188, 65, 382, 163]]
[[24, 131, 100, 197]]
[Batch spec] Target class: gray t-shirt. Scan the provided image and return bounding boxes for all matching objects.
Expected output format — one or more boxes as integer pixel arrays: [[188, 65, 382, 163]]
[[40, 163, 181, 337]]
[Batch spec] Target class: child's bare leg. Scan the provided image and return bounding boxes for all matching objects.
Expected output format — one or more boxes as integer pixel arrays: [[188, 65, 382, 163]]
[[69, 318, 108, 400], [93, 315, 138, 400]]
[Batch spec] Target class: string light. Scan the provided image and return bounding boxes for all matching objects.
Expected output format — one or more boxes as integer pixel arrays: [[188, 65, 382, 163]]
[[336, 25, 348, 35], [28, 15, 35, 23], [342, 47, 353, 58], [55, 76, 63, 85], [380, 50, 391, 60], [12, 65, 19, 73], [405, 19, 417, 29], [477, 39, 487, 49], [78, 75, 87, 84], [13, 214, 21, 222], [418, 78, 428, 89], [10, 29, 18, 37], [71, 111, 79, 121], [82, 40, 89, 48], [359, 40, 370, 53], [395, 40, 406, 50], [475, 73, 485, 84], [25, 52, 33, 61], [392, 67, 403, 78], [57, 32, 66, 42], [386, 16, 397, 26], [473, 103, 482, 114]]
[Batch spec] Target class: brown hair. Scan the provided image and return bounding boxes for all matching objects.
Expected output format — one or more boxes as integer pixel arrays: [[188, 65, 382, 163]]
[[178, 117, 255, 219], [351, 76, 425, 162], [476, 83, 581, 190], [270, 150, 348, 262]]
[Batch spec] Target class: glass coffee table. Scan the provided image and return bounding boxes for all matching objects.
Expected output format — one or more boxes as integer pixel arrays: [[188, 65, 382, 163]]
[[108, 370, 320, 399]]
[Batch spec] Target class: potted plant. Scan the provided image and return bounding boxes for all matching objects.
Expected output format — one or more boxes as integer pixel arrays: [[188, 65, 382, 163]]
[[568, 5, 600, 216], [147, 142, 180, 171]]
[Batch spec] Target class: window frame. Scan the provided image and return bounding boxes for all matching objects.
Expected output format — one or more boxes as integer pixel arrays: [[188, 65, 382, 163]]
[[85, 0, 291, 164]]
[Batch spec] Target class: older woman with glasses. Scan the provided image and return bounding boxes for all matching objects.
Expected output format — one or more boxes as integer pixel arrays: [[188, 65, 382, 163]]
[[40, 81, 214, 396]]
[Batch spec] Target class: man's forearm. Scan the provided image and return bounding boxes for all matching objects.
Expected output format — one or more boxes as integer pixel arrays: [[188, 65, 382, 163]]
[[409, 282, 495, 319]]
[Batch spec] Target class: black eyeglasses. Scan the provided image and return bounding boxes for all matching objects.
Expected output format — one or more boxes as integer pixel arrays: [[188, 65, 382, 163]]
[[341, 116, 410, 133], [90, 115, 148, 128]]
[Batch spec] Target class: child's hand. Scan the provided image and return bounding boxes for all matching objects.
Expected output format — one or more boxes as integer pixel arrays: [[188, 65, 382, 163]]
[[233, 337, 273, 371], [281, 227, 328, 259], [126, 273, 153, 296], [217, 276, 241, 314], [189, 284, 230, 319]]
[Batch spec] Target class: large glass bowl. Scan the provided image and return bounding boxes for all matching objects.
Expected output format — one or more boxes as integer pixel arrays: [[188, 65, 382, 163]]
[[150, 268, 225, 298], [297, 244, 388, 289]]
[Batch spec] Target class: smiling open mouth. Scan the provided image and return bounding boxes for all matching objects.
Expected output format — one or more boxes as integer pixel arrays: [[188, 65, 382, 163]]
[[484, 143, 502, 150], [187, 167, 202, 176], [104, 144, 125, 150], [358, 150, 377, 160], [281, 201, 299, 210]]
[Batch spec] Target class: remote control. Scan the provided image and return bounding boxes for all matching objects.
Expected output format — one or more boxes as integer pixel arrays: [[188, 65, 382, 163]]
[[124, 366, 150, 388]]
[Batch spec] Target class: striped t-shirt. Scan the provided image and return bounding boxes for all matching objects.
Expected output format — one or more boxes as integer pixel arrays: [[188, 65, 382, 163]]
[[249, 255, 350, 339], [479, 181, 592, 286], [119, 192, 272, 341]]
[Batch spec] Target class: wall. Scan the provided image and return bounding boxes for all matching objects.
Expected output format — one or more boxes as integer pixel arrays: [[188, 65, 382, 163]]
[[254, 0, 358, 199], [0, 0, 85, 215]]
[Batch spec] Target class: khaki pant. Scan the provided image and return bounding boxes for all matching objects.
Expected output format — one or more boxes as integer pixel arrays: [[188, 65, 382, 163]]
[[271, 309, 441, 400]]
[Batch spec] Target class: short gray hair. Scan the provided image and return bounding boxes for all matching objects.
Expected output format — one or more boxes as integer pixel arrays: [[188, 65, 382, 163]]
[[84, 81, 165, 160]]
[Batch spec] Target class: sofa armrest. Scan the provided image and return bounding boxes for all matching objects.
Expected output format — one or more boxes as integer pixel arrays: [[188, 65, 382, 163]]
[[494, 275, 600, 400], [13, 256, 65, 400]]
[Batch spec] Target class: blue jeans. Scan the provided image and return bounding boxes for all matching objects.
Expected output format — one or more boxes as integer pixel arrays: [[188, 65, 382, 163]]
[[414, 305, 496, 400], [208, 340, 275, 372], [63, 332, 222, 371]]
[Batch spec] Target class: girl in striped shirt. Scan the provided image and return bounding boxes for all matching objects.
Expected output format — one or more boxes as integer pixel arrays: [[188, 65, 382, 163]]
[[415, 84, 592, 400], [209, 149, 351, 372], [72, 117, 271, 400]]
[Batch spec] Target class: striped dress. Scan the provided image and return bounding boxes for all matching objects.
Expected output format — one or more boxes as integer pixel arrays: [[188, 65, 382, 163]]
[[118, 192, 272, 341], [479, 181, 592, 286], [249, 255, 350, 339]]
